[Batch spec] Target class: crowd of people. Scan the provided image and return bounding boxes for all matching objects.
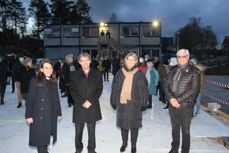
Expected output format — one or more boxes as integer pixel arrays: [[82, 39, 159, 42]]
[[0, 49, 205, 153]]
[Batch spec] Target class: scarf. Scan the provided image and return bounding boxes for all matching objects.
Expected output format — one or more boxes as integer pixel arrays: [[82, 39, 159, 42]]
[[120, 67, 139, 104]]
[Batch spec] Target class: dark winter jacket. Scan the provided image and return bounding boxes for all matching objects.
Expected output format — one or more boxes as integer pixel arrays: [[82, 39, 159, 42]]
[[12, 60, 23, 81], [102, 59, 111, 71], [70, 68, 103, 123], [0, 59, 8, 85], [25, 78, 62, 147], [164, 63, 200, 109], [19, 65, 36, 93], [110, 69, 148, 130]]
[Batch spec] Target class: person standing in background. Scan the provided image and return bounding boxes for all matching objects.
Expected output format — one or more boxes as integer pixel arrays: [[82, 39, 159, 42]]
[[145, 61, 159, 108], [0, 55, 8, 105], [12, 57, 24, 108]]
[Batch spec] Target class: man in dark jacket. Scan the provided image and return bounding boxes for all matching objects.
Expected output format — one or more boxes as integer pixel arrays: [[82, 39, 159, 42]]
[[102, 57, 111, 81], [62, 54, 79, 107], [19, 57, 36, 102], [70, 52, 103, 153], [164, 49, 200, 153]]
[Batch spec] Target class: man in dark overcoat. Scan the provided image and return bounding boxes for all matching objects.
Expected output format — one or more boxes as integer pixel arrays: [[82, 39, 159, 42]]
[[70, 52, 103, 153]]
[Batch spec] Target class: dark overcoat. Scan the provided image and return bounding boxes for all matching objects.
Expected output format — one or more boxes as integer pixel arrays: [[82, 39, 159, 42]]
[[70, 68, 103, 123], [110, 69, 148, 130], [25, 78, 62, 147]]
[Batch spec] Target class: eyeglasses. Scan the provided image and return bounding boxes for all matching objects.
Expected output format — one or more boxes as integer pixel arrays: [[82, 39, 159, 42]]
[[177, 55, 188, 59]]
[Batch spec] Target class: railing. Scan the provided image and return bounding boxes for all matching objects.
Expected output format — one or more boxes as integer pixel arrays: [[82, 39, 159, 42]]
[[97, 36, 129, 55]]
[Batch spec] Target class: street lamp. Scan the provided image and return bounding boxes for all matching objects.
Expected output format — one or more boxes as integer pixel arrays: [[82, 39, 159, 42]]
[[152, 20, 160, 28]]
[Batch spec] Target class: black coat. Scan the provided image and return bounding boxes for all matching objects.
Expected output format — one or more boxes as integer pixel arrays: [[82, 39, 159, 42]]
[[0, 59, 7, 85], [25, 78, 62, 147], [19, 65, 36, 93], [110, 69, 148, 130], [164, 63, 200, 109], [70, 68, 103, 123]]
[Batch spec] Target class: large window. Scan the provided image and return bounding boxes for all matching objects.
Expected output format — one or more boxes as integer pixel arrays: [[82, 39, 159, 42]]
[[45, 27, 60, 38], [63, 27, 79, 38], [82, 27, 98, 37], [121, 26, 139, 37], [143, 26, 160, 37]]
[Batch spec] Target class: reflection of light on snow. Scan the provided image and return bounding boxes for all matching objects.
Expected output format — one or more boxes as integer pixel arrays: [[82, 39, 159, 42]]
[[26, 17, 35, 34]]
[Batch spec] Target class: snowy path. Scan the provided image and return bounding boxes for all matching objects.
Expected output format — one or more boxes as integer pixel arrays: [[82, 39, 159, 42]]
[[0, 82, 229, 153]]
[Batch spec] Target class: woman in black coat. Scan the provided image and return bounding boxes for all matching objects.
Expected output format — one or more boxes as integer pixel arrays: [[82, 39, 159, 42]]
[[25, 59, 62, 153], [110, 52, 148, 153]]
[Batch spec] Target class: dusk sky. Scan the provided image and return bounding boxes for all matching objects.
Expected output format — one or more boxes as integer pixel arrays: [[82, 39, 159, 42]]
[[24, 0, 229, 46]]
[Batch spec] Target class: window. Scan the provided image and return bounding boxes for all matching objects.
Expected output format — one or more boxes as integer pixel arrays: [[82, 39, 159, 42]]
[[122, 26, 139, 37], [82, 27, 98, 37], [143, 26, 161, 37], [63, 27, 79, 38], [143, 26, 151, 36], [45, 27, 60, 38]]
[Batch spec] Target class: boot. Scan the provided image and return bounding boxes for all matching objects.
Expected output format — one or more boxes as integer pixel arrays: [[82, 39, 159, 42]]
[[120, 142, 127, 152], [17, 102, 22, 108], [131, 144, 136, 153]]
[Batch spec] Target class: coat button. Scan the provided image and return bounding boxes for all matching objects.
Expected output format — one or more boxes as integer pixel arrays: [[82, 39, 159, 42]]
[[40, 117, 43, 120], [41, 99, 44, 102], [41, 108, 44, 110]]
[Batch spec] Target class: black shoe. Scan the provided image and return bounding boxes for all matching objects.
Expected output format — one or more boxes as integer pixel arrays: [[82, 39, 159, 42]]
[[75, 150, 82, 153], [169, 148, 178, 153], [163, 105, 169, 109], [120, 143, 127, 152], [61, 94, 67, 97], [17, 103, 22, 108], [147, 105, 152, 109], [0, 101, 4, 105], [131, 144, 136, 153]]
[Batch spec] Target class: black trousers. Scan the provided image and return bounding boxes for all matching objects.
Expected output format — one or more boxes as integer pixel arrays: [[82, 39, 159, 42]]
[[37, 146, 48, 153], [75, 122, 96, 152], [158, 81, 166, 102], [0, 83, 6, 102], [66, 86, 73, 105], [121, 128, 139, 146], [103, 70, 109, 81], [169, 107, 193, 153], [148, 95, 152, 107]]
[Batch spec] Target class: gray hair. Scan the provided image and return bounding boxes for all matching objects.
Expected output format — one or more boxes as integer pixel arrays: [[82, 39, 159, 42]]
[[176, 49, 190, 58], [65, 54, 74, 62]]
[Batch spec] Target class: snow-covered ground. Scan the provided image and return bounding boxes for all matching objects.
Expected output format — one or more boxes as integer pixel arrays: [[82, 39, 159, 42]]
[[0, 81, 229, 153]]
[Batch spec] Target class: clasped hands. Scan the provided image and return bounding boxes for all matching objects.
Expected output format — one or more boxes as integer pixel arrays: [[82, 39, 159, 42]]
[[169, 98, 180, 108]]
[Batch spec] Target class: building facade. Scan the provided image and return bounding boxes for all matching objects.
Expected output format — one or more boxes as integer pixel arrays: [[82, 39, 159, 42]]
[[44, 21, 161, 60]]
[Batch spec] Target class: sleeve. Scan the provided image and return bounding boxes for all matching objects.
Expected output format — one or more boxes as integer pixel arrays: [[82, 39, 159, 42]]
[[87, 72, 103, 105], [138, 73, 149, 109], [110, 71, 120, 110], [163, 70, 175, 101], [176, 68, 200, 103], [154, 69, 159, 86], [25, 78, 36, 119], [69, 72, 86, 105]]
